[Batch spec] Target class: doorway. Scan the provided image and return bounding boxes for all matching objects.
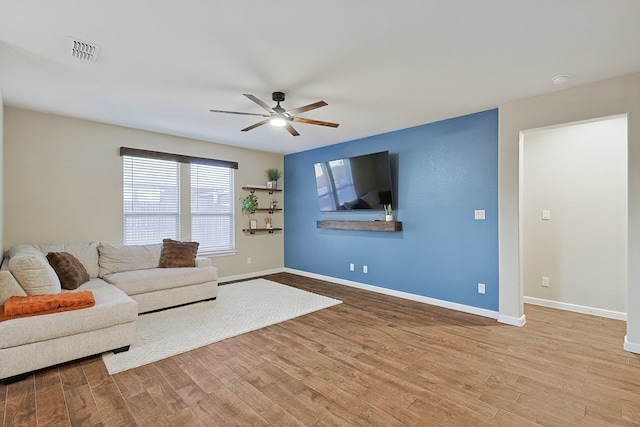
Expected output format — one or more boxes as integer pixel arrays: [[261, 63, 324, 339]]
[[520, 115, 628, 319]]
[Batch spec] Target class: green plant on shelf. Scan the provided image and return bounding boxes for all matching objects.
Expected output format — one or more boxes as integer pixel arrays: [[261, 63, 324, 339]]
[[265, 168, 282, 182], [240, 193, 259, 214]]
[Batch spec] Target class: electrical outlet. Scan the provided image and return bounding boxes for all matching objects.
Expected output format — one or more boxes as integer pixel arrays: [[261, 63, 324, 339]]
[[363, 265, 368, 274], [474, 210, 485, 220], [478, 283, 486, 294], [349, 263, 354, 271], [247, 257, 252, 264], [542, 277, 550, 287]]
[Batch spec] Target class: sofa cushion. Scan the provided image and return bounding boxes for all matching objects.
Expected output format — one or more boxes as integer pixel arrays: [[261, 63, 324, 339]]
[[98, 242, 161, 277], [159, 239, 199, 268], [46, 252, 90, 290], [0, 270, 28, 305], [35, 242, 100, 278], [103, 266, 217, 296], [0, 279, 137, 349], [8, 250, 61, 295]]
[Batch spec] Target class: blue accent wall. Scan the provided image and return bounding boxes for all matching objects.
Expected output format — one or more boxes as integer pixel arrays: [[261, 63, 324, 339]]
[[284, 109, 498, 311]]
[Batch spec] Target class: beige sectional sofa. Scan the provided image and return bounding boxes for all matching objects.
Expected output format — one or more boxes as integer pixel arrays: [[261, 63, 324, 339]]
[[0, 241, 218, 383]]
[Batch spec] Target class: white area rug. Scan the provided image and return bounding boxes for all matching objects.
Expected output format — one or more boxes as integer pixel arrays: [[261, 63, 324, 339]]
[[102, 279, 342, 374]]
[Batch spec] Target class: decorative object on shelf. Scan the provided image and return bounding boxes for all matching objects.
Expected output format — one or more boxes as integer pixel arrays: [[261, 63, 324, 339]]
[[265, 168, 282, 189], [264, 217, 272, 229], [250, 219, 258, 229], [270, 199, 279, 209], [240, 192, 259, 214], [384, 204, 393, 222]]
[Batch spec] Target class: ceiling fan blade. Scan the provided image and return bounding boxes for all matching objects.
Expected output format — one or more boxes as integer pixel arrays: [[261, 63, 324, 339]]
[[241, 119, 269, 132], [243, 94, 275, 113], [286, 100, 328, 115], [292, 117, 340, 128], [209, 109, 268, 117], [284, 122, 300, 136]]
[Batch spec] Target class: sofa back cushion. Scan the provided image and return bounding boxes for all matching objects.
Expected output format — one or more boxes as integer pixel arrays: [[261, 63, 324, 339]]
[[35, 242, 100, 278], [8, 247, 62, 295], [98, 242, 161, 277]]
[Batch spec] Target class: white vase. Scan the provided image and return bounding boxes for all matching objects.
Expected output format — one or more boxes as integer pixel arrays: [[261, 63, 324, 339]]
[[385, 214, 393, 222]]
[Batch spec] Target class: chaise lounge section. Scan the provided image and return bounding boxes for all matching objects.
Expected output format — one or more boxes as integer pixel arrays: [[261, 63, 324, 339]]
[[0, 240, 218, 383]]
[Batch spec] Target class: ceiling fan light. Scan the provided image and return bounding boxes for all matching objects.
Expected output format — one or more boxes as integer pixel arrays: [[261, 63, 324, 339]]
[[270, 117, 286, 127]]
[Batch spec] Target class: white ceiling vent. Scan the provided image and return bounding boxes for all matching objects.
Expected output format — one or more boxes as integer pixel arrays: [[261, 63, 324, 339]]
[[69, 37, 100, 63]]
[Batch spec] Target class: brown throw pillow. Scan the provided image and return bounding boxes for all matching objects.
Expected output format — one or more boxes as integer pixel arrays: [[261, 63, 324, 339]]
[[159, 239, 199, 268], [46, 252, 90, 290]]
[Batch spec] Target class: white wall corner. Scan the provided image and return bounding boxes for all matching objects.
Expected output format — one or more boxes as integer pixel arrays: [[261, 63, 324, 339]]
[[497, 313, 527, 327], [624, 335, 640, 354]]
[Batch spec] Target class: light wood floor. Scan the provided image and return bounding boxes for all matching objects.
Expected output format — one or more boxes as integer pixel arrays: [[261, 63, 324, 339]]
[[2, 272, 640, 426]]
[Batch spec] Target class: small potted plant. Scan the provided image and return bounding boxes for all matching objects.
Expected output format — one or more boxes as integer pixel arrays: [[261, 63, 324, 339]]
[[265, 168, 282, 189], [240, 193, 259, 215], [384, 204, 393, 222]]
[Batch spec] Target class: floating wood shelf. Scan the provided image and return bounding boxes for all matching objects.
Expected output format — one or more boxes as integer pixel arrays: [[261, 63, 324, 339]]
[[242, 186, 283, 194], [316, 220, 402, 232], [254, 208, 283, 213], [242, 227, 283, 235]]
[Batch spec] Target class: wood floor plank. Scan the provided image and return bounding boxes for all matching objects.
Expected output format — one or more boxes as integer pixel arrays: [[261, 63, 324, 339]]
[[3, 272, 640, 426], [141, 375, 187, 418], [91, 383, 136, 427], [0, 381, 6, 427], [173, 383, 229, 426], [64, 384, 102, 427], [81, 358, 113, 391], [35, 369, 71, 427], [4, 376, 36, 427]]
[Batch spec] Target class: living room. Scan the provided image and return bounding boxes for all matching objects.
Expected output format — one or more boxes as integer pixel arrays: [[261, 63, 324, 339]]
[[2, 1, 640, 425]]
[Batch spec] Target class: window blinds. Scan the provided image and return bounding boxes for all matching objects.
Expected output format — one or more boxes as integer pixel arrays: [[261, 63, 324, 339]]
[[191, 163, 235, 253]]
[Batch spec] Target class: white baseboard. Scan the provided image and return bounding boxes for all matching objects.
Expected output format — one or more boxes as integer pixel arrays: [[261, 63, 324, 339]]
[[219, 268, 285, 284], [497, 314, 527, 327], [284, 268, 499, 320], [624, 335, 640, 354], [523, 296, 627, 321]]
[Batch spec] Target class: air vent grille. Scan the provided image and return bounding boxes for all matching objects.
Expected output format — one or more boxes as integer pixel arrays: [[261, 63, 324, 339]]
[[69, 38, 100, 62]]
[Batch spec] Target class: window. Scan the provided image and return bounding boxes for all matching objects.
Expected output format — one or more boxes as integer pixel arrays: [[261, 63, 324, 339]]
[[121, 147, 238, 254], [191, 163, 234, 253], [123, 156, 180, 245]]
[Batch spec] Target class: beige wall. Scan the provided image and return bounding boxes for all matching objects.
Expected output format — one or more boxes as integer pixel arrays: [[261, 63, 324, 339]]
[[3, 107, 284, 279], [499, 72, 640, 351], [522, 117, 627, 313]]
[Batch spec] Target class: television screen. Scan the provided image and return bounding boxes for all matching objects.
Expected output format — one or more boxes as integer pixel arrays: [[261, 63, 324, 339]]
[[314, 151, 394, 212]]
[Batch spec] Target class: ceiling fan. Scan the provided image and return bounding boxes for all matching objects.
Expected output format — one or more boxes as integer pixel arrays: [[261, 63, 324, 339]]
[[210, 91, 339, 136]]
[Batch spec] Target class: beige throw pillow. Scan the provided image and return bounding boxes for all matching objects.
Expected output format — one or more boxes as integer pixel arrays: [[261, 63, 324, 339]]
[[159, 239, 199, 268], [8, 251, 62, 295]]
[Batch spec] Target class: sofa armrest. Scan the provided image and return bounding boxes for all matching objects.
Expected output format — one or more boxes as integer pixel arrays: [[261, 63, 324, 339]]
[[0, 270, 27, 305], [195, 257, 212, 268]]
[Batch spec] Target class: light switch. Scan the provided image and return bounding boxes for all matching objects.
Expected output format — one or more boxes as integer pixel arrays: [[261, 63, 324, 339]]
[[474, 210, 485, 220], [542, 210, 551, 220]]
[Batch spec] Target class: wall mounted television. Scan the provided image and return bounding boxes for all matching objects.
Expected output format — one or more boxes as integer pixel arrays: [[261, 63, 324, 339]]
[[314, 151, 394, 212]]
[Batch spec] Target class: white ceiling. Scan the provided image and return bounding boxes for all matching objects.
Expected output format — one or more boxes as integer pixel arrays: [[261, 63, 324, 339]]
[[1, 1, 639, 155]]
